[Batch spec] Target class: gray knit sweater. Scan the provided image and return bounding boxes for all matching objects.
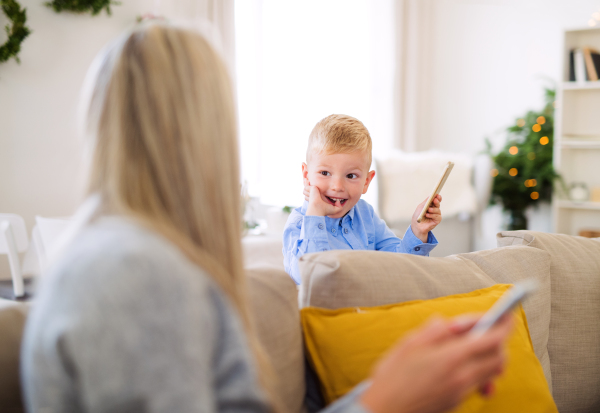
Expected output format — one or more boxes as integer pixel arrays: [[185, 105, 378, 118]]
[[20, 217, 367, 413]]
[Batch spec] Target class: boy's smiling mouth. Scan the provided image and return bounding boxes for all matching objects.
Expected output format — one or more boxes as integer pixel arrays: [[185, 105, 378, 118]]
[[325, 196, 348, 207]]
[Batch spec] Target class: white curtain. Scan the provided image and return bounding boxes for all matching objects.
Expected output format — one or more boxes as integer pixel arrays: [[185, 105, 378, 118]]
[[394, 0, 434, 152], [159, 0, 236, 74]]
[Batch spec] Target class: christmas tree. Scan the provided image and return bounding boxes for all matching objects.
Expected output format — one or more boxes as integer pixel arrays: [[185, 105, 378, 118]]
[[487, 88, 560, 230]]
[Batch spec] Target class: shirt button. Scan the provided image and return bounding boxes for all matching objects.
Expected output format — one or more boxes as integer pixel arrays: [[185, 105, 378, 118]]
[[331, 228, 336, 233], [344, 228, 349, 234], [415, 247, 421, 251], [318, 223, 324, 230]]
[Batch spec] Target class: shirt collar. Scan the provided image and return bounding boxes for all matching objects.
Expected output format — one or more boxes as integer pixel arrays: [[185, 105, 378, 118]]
[[300, 201, 356, 228], [343, 204, 356, 228]]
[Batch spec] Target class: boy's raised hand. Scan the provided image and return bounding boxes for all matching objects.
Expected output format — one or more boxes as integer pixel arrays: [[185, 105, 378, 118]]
[[303, 182, 344, 217], [411, 194, 442, 243]]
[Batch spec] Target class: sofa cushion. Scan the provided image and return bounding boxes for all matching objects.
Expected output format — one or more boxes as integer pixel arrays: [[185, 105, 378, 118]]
[[497, 231, 600, 413], [246, 266, 305, 413], [301, 285, 557, 412], [0, 300, 29, 413], [298, 246, 553, 390]]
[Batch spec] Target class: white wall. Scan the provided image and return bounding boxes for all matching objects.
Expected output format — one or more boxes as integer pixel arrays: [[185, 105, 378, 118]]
[[0, 0, 227, 280], [427, 0, 598, 154], [422, 0, 599, 250]]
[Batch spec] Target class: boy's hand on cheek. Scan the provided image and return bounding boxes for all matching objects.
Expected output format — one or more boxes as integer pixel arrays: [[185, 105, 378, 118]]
[[305, 184, 343, 217], [411, 195, 443, 243]]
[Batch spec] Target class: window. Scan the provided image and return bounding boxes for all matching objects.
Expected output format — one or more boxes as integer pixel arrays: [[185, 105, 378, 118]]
[[235, 0, 394, 207]]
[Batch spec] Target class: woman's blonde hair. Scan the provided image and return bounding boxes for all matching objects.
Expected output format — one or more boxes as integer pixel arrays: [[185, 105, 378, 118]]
[[82, 23, 278, 410]]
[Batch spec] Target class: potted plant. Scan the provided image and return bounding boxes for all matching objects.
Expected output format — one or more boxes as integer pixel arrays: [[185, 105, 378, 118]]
[[486, 89, 561, 230]]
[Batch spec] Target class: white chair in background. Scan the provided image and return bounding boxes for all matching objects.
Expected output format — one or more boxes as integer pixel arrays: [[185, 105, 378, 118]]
[[34, 216, 71, 273], [0, 214, 29, 298], [27, 225, 45, 274]]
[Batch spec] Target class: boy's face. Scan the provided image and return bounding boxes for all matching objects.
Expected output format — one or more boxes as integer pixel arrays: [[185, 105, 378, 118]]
[[303, 151, 376, 218]]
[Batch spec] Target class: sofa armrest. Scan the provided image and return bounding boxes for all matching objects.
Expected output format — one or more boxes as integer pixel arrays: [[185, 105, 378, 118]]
[[0, 300, 29, 413]]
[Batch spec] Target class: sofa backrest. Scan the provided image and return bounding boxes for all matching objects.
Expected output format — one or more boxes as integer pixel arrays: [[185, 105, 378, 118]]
[[0, 300, 28, 413], [497, 231, 600, 413], [245, 266, 306, 413], [298, 245, 554, 393]]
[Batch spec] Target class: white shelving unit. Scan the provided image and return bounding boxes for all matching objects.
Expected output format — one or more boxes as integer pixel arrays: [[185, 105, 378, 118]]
[[553, 27, 600, 235]]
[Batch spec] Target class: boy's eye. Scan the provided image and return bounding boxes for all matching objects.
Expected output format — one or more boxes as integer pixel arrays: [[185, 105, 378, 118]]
[[347, 173, 358, 179], [320, 171, 331, 176]]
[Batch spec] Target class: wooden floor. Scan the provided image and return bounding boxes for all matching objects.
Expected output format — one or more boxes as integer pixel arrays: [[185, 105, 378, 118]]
[[0, 279, 35, 302]]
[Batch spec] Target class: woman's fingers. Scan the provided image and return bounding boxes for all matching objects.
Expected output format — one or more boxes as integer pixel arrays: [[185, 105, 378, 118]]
[[478, 381, 495, 397], [448, 315, 480, 335], [451, 316, 513, 367], [402, 314, 481, 350], [360, 314, 512, 413], [452, 351, 505, 399], [400, 317, 454, 349]]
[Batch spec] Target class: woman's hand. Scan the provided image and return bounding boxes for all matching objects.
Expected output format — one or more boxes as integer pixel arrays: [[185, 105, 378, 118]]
[[411, 195, 442, 243], [360, 314, 513, 413]]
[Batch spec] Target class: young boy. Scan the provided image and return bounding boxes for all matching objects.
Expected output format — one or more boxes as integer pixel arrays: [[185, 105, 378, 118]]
[[282, 114, 442, 284]]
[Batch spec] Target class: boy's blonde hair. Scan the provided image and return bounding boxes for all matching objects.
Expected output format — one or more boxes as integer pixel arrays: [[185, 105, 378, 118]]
[[307, 114, 372, 167]]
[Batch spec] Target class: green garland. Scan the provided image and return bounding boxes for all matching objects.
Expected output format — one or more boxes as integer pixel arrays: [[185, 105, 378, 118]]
[[0, 0, 31, 64], [45, 0, 120, 15], [486, 88, 561, 230]]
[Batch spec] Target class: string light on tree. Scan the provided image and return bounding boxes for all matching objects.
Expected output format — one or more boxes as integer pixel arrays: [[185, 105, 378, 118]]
[[589, 19, 597, 27], [594, 11, 600, 20], [524, 179, 537, 187], [486, 88, 559, 230]]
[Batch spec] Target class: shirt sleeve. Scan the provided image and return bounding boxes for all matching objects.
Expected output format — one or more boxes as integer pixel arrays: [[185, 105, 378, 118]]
[[22, 247, 270, 413], [283, 213, 331, 285], [372, 210, 438, 256], [320, 381, 372, 413]]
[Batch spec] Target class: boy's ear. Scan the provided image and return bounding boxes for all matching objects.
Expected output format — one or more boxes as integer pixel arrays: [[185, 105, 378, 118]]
[[362, 170, 376, 194], [302, 162, 309, 185]]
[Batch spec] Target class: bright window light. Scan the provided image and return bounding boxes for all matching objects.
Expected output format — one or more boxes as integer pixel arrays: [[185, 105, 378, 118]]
[[235, 0, 394, 207]]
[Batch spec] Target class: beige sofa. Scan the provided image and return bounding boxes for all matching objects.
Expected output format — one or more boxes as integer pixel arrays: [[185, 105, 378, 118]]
[[1, 231, 599, 413]]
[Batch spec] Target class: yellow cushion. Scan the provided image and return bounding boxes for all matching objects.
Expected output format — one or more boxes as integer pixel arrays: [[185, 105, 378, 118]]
[[301, 284, 558, 412]]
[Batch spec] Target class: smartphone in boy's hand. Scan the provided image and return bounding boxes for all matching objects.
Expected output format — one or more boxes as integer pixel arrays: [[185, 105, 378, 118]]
[[410, 162, 452, 242], [411, 194, 443, 242]]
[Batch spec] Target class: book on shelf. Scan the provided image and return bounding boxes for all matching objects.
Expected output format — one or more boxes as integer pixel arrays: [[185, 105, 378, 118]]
[[569, 47, 600, 82], [583, 47, 600, 81], [579, 229, 600, 238], [570, 49, 586, 81]]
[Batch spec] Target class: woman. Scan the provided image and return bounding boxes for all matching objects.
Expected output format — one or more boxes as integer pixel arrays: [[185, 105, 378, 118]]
[[21, 23, 512, 413]]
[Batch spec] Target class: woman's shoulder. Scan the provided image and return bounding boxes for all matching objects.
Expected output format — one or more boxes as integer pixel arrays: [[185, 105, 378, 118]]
[[39, 216, 221, 307]]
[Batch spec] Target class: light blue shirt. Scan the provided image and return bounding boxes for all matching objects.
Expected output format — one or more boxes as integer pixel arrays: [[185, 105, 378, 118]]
[[282, 199, 438, 284]]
